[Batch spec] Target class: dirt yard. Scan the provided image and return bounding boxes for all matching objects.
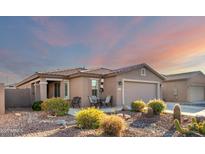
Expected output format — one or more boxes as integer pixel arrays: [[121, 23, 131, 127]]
[[0, 109, 193, 137]]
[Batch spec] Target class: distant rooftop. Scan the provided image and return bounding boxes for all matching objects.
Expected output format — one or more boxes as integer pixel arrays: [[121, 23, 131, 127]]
[[165, 71, 204, 81]]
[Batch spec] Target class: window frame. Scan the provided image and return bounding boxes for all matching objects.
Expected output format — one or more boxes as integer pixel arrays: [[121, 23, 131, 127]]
[[91, 79, 99, 97], [140, 68, 146, 76], [64, 80, 70, 99]]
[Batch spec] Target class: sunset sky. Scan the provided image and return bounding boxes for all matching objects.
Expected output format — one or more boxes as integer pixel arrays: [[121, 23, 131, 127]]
[[0, 16, 205, 84]]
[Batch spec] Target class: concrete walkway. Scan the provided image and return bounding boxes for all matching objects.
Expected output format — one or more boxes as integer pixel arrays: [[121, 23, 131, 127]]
[[68, 106, 123, 116]]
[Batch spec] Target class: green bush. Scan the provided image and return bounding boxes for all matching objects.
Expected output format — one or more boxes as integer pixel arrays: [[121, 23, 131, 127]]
[[76, 108, 105, 129], [131, 100, 146, 112], [100, 115, 126, 136], [147, 99, 166, 115], [32, 101, 43, 111], [41, 98, 69, 116]]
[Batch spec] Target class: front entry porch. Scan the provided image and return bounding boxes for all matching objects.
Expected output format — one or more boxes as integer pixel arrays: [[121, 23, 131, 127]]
[[31, 78, 70, 102]]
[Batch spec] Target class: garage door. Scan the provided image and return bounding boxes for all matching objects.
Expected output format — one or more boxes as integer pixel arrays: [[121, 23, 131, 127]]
[[188, 86, 205, 102], [124, 81, 158, 107]]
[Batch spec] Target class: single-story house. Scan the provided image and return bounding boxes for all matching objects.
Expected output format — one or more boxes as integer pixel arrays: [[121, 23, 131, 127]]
[[16, 63, 165, 107], [162, 71, 205, 103]]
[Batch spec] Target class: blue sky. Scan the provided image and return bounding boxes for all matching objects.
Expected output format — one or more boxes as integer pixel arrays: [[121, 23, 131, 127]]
[[0, 16, 205, 84]]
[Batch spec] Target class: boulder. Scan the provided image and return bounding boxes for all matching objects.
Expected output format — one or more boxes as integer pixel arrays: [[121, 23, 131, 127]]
[[55, 120, 67, 126], [117, 113, 131, 120], [146, 107, 154, 118]]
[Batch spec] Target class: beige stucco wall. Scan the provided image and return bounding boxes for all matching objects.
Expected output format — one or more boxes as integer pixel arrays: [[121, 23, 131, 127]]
[[162, 80, 188, 102], [104, 67, 163, 106], [70, 77, 93, 107], [0, 83, 5, 114], [163, 74, 205, 102], [18, 81, 33, 89], [103, 76, 117, 106], [116, 68, 163, 106], [188, 74, 205, 86]]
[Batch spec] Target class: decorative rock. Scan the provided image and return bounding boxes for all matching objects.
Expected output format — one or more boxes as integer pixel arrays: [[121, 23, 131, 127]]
[[117, 113, 131, 120], [195, 115, 205, 123], [150, 123, 157, 127], [146, 107, 154, 118], [122, 105, 129, 111], [183, 117, 189, 122], [56, 120, 67, 126], [15, 113, 21, 116], [67, 120, 76, 125], [47, 115, 56, 118]]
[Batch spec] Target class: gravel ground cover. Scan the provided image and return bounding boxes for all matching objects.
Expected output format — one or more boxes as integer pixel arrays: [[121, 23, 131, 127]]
[[0, 109, 193, 137]]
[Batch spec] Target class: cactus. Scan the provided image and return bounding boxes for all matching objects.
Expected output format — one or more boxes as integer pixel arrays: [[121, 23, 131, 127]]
[[175, 116, 205, 136], [192, 117, 197, 123], [174, 119, 190, 135], [173, 104, 181, 123], [199, 123, 205, 134]]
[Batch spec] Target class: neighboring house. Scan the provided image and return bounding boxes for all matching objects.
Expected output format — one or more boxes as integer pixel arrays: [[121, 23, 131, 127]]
[[163, 71, 205, 103], [16, 63, 165, 107]]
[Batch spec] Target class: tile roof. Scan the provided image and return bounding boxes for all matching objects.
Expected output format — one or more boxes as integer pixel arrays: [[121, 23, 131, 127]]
[[16, 63, 165, 86], [80, 68, 113, 75], [165, 71, 204, 81], [108, 63, 166, 80], [38, 67, 86, 76]]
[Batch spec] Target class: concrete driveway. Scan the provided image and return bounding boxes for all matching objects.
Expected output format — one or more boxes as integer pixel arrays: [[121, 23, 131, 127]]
[[166, 101, 205, 116]]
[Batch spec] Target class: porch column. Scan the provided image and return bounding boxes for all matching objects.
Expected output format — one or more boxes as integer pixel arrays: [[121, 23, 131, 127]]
[[0, 83, 5, 115], [34, 83, 39, 101], [60, 80, 65, 99], [39, 81, 48, 101]]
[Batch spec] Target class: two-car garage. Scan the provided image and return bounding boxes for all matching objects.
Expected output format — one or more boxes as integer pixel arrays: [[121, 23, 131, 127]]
[[123, 79, 160, 107]]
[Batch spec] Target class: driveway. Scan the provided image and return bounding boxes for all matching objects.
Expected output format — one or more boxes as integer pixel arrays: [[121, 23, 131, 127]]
[[166, 101, 205, 116]]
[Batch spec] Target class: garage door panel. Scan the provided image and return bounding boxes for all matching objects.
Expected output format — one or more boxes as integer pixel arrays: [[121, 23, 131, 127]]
[[124, 81, 157, 106], [188, 86, 204, 102]]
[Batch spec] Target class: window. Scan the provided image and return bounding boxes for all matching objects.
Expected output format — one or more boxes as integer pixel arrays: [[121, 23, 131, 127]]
[[65, 83, 68, 97], [91, 79, 99, 96], [64, 81, 70, 99], [141, 68, 146, 76], [173, 88, 178, 96], [54, 82, 60, 97]]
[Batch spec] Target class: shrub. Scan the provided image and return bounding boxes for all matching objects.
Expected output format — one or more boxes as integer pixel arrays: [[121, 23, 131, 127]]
[[75, 108, 105, 129], [41, 98, 69, 116], [147, 99, 166, 115], [32, 101, 43, 111], [131, 100, 146, 112], [100, 115, 126, 136], [173, 104, 181, 123]]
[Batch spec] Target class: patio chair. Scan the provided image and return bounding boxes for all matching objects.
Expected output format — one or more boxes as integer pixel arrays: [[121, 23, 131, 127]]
[[71, 97, 81, 108], [102, 96, 112, 107], [88, 96, 99, 107]]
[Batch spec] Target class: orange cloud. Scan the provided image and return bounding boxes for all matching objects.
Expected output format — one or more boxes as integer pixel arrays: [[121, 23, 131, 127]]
[[88, 17, 205, 74]]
